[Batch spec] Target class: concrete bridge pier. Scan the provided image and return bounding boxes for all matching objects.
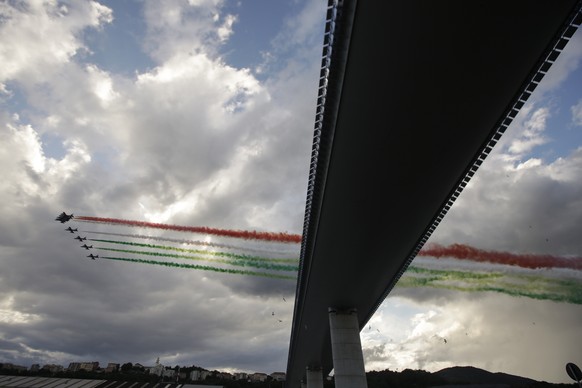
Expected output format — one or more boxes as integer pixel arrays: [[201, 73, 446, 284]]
[[306, 366, 323, 388], [328, 308, 368, 388]]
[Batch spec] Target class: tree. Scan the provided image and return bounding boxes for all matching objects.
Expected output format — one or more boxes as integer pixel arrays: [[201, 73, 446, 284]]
[[120, 363, 133, 372]]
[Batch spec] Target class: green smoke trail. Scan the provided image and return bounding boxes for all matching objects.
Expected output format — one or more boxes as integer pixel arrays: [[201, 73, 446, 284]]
[[101, 256, 297, 280], [399, 265, 582, 304], [91, 239, 299, 263], [97, 247, 299, 272]]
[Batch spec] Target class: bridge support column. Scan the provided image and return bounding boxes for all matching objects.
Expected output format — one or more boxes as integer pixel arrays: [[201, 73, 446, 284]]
[[328, 308, 368, 388], [306, 366, 323, 388]]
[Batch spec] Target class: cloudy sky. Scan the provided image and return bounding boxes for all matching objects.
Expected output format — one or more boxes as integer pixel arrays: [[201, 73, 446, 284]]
[[1, 0, 581, 385]]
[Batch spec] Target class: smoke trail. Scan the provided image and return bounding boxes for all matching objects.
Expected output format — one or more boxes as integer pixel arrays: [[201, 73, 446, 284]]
[[96, 247, 299, 272], [83, 230, 299, 256], [101, 256, 297, 280], [399, 265, 582, 304], [90, 239, 299, 263], [75, 216, 302, 243], [419, 243, 582, 270]]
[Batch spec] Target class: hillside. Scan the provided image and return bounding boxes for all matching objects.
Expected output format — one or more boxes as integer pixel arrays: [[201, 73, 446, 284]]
[[365, 366, 575, 388]]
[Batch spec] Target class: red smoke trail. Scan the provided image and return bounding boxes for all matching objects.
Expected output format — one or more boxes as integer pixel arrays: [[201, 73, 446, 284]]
[[419, 243, 582, 271], [75, 216, 302, 243]]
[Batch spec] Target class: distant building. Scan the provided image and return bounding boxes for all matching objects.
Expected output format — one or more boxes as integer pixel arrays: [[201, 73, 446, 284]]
[[78, 362, 99, 372], [146, 358, 165, 376], [133, 363, 145, 371], [41, 364, 64, 373], [216, 372, 234, 380], [105, 363, 119, 373], [190, 370, 211, 381], [234, 372, 248, 380], [0, 363, 27, 372], [249, 372, 268, 382], [67, 362, 81, 372], [66, 362, 98, 372], [270, 372, 286, 381], [190, 370, 201, 381], [30, 364, 40, 372], [162, 367, 176, 378]]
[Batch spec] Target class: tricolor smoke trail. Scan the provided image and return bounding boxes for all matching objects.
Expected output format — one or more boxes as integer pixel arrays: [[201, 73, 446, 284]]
[[75, 215, 580, 268], [75, 216, 302, 243], [101, 256, 296, 280], [90, 239, 299, 263], [399, 265, 582, 305], [419, 243, 582, 270], [63, 214, 582, 301], [96, 247, 299, 272]]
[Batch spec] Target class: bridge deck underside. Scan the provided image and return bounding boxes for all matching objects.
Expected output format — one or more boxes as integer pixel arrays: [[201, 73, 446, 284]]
[[286, 0, 581, 386]]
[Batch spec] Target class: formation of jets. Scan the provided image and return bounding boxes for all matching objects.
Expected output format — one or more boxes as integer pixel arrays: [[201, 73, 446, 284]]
[[56, 212, 96, 261], [55, 212, 74, 223]]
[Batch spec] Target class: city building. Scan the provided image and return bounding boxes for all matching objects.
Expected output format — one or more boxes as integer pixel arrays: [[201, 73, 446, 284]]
[[248, 372, 268, 382], [105, 363, 119, 373], [270, 372, 286, 381], [41, 364, 63, 373]]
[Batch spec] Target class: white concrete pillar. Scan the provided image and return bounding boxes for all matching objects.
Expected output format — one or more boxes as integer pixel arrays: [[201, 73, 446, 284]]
[[328, 308, 368, 388], [306, 366, 323, 388]]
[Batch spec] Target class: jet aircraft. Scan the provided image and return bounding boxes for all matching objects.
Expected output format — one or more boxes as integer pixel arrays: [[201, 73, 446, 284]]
[[87, 254, 99, 260], [55, 212, 74, 223], [65, 227, 78, 233], [80, 244, 93, 250], [74, 236, 87, 241]]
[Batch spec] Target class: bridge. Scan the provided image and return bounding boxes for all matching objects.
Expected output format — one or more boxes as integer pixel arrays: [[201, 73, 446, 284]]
[[285, 1, 582, 387]]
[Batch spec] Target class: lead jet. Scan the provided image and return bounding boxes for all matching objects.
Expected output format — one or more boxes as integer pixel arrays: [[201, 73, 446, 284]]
[[55, 212, 74, 223], [80, 244, 93, 250], [87, 254, 99, 260], [74, 236, 87, 242], [65, 227, 78, 233]]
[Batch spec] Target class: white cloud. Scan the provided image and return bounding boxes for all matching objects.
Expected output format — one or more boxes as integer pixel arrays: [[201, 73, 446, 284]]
[[217, 14, 237, 42], [0, 120, 90, 205], [507, 106, 550, 156], [256, 0, 326, 76], [572, 99, 582, 126], [86, 65, 120, 106], [0, 1, 112, 86], [0, 296, 40, 324], [141, 0, 235, 62]]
